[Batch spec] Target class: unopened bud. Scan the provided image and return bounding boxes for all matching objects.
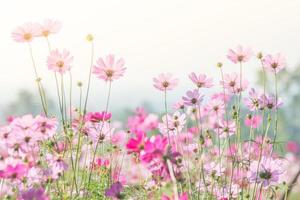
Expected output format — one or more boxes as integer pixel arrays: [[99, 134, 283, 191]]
[[86, 34, 94, 42]]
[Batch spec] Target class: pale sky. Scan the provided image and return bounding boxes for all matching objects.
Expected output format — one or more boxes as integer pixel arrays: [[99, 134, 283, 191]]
[[1, 0, 300, 113]]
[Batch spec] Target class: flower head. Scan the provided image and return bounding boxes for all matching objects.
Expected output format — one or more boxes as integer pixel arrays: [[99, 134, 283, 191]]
[[221, 73, 248, 94], [249, 157, 286, 188], [12, 23, 40, 43], [182, 89, 203, 106], [263, 53, 286, 73], [259, 94, 283, 110], [93, 54, 126, 81], [244, 115, 262, 129], [227, 45, 253, 63], [47, 49, 73, 74], [188, 73, 213, 88], [153, 73, 179, 91], [105, 182, 123, 199], [38, 19, 61, 37], [217, 120, 236, 138], [18, 187, 49, 200]]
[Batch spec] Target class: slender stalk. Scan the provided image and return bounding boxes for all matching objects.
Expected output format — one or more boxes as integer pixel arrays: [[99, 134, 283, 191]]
[[83, 41, 95, 114], [85, 80, 112, 197], [27, 42, 48, 116], [271, 73, 278, 154], [164, 89, 171, 145]]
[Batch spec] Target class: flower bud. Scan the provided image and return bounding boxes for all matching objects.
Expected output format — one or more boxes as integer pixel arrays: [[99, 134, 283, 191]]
[[86, 34, 94, 42]]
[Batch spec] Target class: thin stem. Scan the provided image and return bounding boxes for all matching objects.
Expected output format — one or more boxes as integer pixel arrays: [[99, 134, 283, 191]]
[[85, 80, 112, 197], [83, 41, 95, 114], [27, 42, 48, 116]]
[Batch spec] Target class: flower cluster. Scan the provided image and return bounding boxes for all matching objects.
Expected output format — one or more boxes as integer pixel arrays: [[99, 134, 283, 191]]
[[5, 20, 297, 200]]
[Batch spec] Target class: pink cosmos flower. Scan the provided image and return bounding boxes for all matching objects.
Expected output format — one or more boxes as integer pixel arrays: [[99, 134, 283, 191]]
[[153, 73, 179, 91], [126, 131, 147, 155], [12, 23, 40, 43], [46, 154, 68, 179], [244, 88, 261, 111], [172, 100, 185, 110], [259, 94, 283, 110], [47, 49, 73, 74], [206, 99, 225, 115], [263, 53, 286, 74], [159, 111, 186, 135], [87, 121, 113, 143], [0, 164, 28, 179], [221, 73, 248, 94], [127, 108, 158, 133], [93, 54, 126, 81], [35, 115, 58, 139], [182, 89, 203, 106], [227, 45, 253, 63], [38, 19, 62, 37], [93, 158, 110, 169], [217, 120, 236, 138], [249, 157, 285, 188], [85, 111, 112, 122], [188, 73, 213, 88], [286, 141, 299, 154], [244, 115, 262, 129], [161, 192, 188, 200], [18, 187, 49, 200]]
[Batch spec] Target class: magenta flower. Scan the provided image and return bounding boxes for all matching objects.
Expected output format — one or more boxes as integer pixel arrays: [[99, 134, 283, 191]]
[[141, 135, 168, 163], [188, 72, 213, 88], [244, 115, 262, 129], [18, 187, 49, 200], [263, 53, 286, 73], [227, 45, 253, 63], [126, 131, 147, 155], [85, 111, 112, 122], [0, 164, 28, 179], [93, 54, 126, 81], [153, 73, 179, 91], [12, 23, 40, 43], [47, 49, 73, 74], [182, 89, 203, 106], [38, 19, 62, 37]]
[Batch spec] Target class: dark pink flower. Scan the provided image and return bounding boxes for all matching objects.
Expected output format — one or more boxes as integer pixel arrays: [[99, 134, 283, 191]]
[[0, 164, 28, 179], [85, 111, 112, 122], [126, 131, 147, 155]]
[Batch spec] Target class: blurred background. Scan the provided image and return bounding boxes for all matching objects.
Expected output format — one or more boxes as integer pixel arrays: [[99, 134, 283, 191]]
[[1, 1, 300, 145]]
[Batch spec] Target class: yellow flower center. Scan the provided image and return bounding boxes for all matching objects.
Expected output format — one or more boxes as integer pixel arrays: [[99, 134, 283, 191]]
[[56, 61, 64, 68], [23, 33, 32, 41], [42, 30, 50, 37]]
